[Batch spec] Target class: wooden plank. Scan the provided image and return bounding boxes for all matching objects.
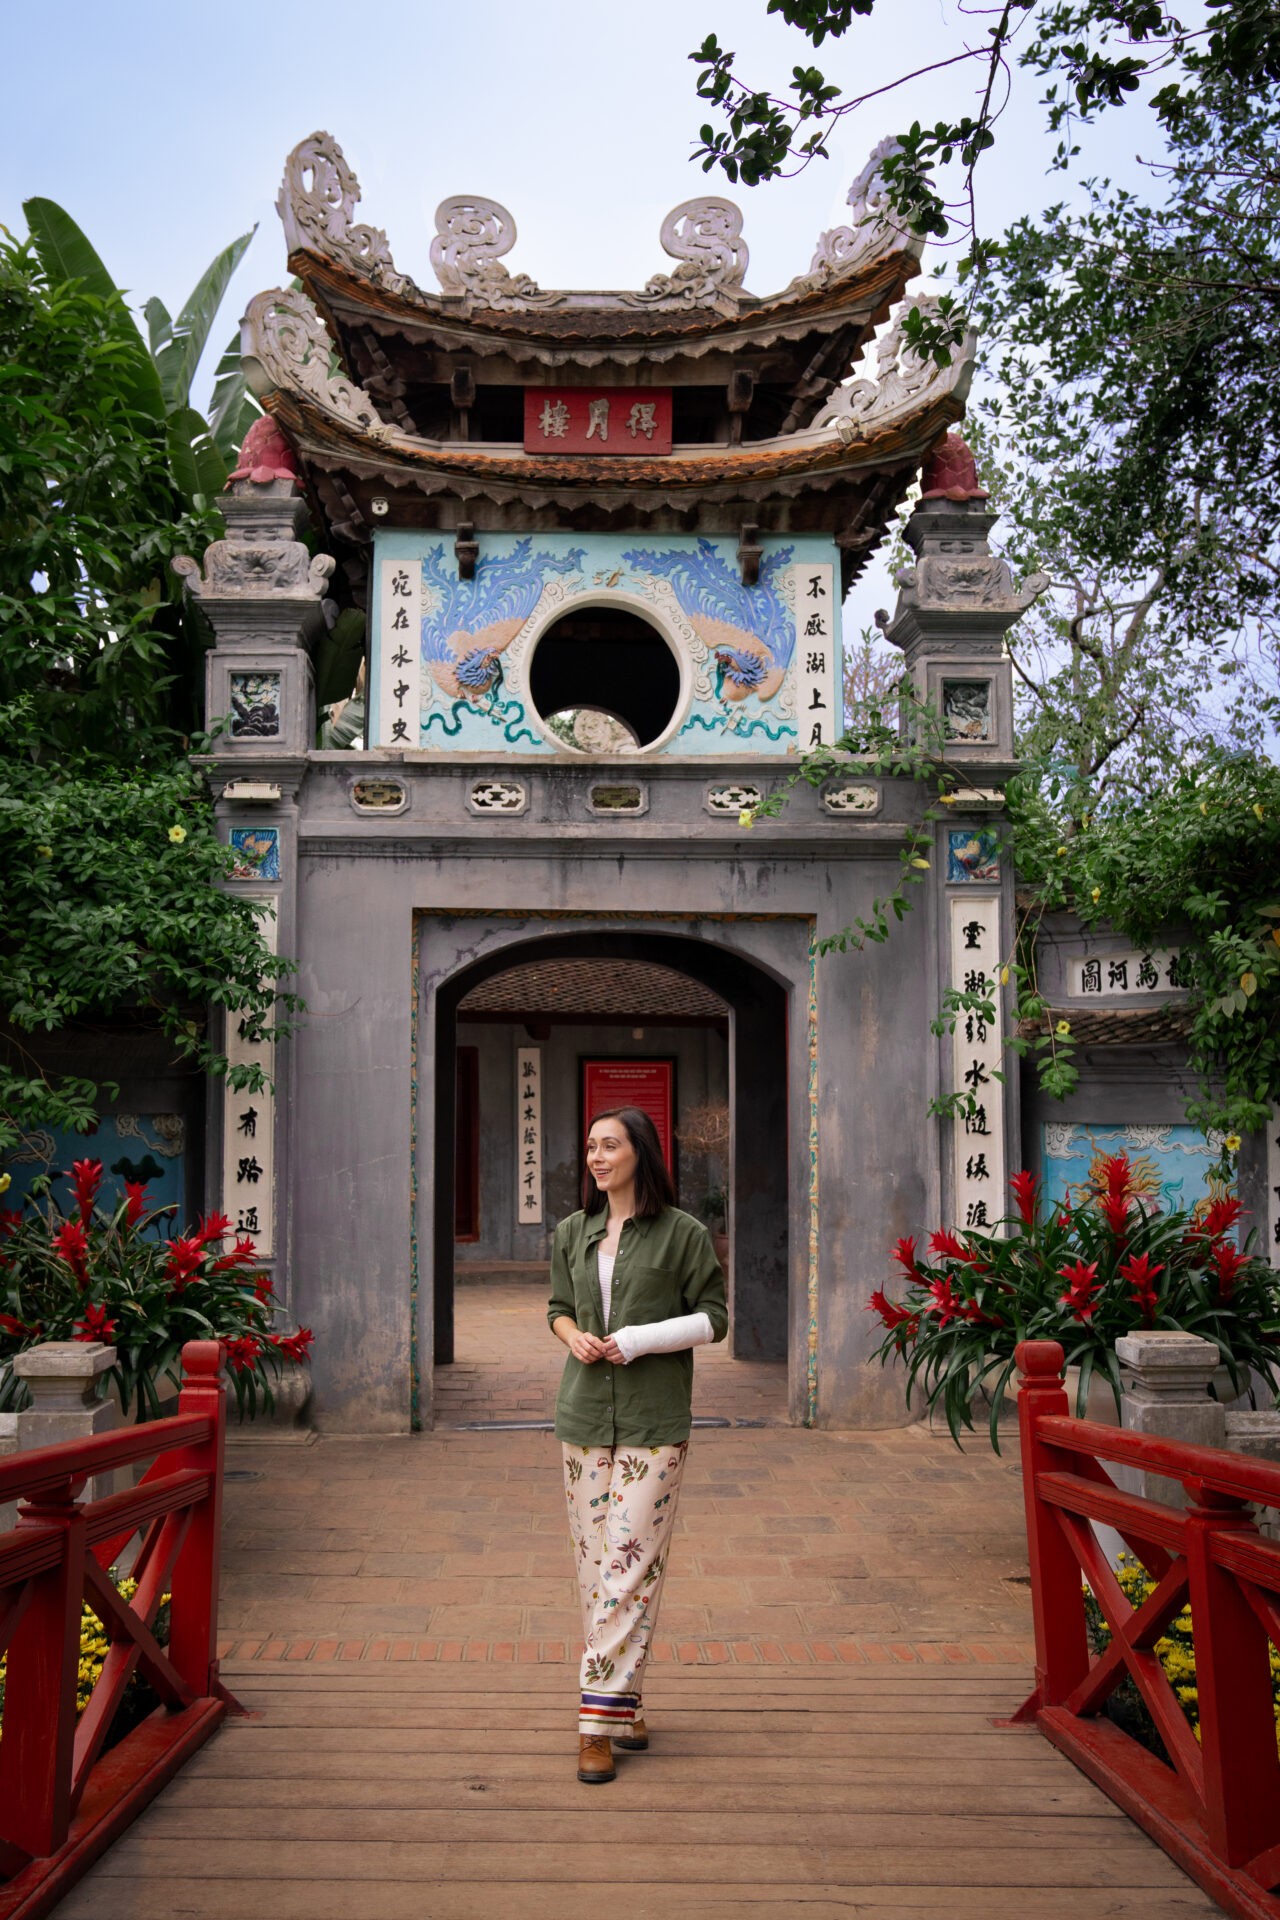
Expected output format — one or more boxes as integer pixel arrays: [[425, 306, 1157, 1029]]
[[196, 1725, 1068, 1758], [50, 1878, 1221, 1920], [76, 1836, 1211, 1887]]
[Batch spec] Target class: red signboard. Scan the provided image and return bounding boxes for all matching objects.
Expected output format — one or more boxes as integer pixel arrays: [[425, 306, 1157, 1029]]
[[582, 1058, 676, 1179], [524, 388, 673, 457]]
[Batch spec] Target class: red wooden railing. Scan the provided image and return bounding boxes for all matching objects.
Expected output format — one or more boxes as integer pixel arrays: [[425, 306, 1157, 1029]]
[[1013, 1337, 1280, 1920], [0, 1339, 231, 1920]]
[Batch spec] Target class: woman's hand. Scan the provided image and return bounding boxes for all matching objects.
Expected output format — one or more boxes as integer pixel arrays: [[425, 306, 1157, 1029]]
[[554, 1316, 607, 1364], [600, 1335, 626, 1365]]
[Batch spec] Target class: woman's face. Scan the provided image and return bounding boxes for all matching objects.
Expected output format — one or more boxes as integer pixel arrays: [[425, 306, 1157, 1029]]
[[586, 1117, 638, 1198]]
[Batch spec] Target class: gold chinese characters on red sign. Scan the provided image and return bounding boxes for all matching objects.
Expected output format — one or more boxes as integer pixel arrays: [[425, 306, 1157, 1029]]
[[524, 388, 673, 457]]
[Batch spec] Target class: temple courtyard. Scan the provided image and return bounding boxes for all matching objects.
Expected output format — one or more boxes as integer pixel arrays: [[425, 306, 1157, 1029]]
[[52, 1282, 1217, 1916]]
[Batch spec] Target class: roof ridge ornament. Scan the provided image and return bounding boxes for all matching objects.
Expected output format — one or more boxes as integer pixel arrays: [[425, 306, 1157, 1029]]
[[815, 294, 976, 444], [780, 140, 921, 304], [430, 196, 564, 309], [278, 132, 409, 296], [241, 288, 394, 440], [620, 198, 749, 314]]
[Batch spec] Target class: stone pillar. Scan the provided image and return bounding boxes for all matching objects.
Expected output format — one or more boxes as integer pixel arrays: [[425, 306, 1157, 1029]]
[[1116, 1329, 1226, 1509], [174, 459, 335, 1327], [0, 1342, 119, 1531], [878, 436, 1047, 1234]]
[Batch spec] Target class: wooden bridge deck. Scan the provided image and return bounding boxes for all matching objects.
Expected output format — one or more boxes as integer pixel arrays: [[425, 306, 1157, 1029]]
[[48, 1285, 1221, 1917], [55, 1660, 1216, 1918]]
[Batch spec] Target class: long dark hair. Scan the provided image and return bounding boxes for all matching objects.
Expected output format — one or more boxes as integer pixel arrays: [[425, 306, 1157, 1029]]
[[581, 1106, 675, 1219]]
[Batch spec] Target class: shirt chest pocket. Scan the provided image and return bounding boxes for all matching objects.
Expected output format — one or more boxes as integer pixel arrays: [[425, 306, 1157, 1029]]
[[616, 1263, 683, 1324]]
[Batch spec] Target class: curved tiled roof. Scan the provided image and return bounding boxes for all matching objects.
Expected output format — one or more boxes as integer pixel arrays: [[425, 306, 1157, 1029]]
[[458, 958, 729, 1021]]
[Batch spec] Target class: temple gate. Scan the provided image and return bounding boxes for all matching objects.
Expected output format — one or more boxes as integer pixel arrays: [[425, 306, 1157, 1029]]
[[180, 132, 1046, 1431]]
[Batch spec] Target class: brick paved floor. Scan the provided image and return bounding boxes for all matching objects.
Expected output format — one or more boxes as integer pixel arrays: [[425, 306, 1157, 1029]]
[[217, 1281, 1033, 1662]]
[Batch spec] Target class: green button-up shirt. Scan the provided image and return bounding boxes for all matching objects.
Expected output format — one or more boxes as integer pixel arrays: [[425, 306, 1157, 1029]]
[[547, 1206, 728, 1446]]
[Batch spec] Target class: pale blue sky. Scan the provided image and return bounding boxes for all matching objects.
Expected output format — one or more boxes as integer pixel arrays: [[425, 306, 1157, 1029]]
[[1, 0, 1169, 633]]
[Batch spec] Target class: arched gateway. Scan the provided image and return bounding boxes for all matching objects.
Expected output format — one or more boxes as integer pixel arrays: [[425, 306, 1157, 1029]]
[[180, 133, 1045, 1431]]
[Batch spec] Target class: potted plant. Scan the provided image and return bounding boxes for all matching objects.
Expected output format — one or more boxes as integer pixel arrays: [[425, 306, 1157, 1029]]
[[868, 1152, 1280, 1449], [0, 1157, 312, 1419], [678, 1101, 730, 1264]]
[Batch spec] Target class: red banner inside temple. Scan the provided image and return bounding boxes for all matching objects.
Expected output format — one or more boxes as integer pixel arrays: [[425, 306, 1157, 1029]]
[[524, 388, 673, 456], [581, 1058, 676, 1176]]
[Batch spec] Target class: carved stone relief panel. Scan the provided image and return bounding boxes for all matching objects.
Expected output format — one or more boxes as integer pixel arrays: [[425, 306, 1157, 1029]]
[[821, 782, 881, 816], [941, 679, 993, 743], [468, 779, 528, 816], [705, 783, 764, 815], [229, 672, 282, 740]]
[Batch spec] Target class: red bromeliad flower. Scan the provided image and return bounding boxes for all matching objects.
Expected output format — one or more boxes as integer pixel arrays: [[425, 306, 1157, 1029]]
[[270, 1326, 315, 1364], [1100, 1152, 1132, 1197], [929, 1227, 972, 1263], [1059, 1258, 1101, 1322], [1119, 1251, 1163, 1326], [0, 1311, 39, 1338], [223, 1334, 263, 1374], [1211, 1241, 1250, 1301], [0, 1208, 22, 1237], [74, 1301, 117, 1343], [124, 1182, 149, 1226], [164, 1237, 205, 1290], [211, 1236, 259, 1274], [1009, 1170, 1038, 1226], [868, 1289, 917, 1332], [52, 1218, 90, 1287], [926, 1276, 966, 1328], [70, 1158, 103, 1226], [253, 1273, 275, 1303], [890, 1236, 925, 1282], [1098, 1191, 1131, 1241], [193, 1211, 232, 1248], [1200, 1196, 1244, 1241]]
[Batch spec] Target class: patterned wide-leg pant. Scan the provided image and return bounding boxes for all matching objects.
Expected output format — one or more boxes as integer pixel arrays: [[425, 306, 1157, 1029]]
[[562, 1440, 689, 1736]]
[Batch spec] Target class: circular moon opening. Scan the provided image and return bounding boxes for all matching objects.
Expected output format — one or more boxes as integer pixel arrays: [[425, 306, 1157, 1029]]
[[529, 606, 681, 751]]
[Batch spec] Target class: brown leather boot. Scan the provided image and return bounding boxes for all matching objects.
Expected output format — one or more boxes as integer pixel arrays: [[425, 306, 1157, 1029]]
[[577, 1733, 616, 1783], [613, 1714, 649, 1751]]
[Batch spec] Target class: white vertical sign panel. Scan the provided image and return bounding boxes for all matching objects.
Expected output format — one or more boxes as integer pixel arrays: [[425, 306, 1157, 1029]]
[[223, 903, 277, 1257], [376, 553, 421, 749], [516, 1047, 543, 1226], [949, 895, 1006, 1232], [793, 561, 838, 751]]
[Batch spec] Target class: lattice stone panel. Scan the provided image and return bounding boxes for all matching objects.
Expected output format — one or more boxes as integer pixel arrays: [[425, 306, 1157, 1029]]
[[822, 782, 880, 816], [705, 784, 764, 815], [468, 780, 528, 815]]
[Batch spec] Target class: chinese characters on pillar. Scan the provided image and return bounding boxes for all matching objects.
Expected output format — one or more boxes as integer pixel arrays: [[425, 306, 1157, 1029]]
[[222, 904, 276, 1257], [376, 555, 422, 749], [522, 388, 673, 457], [949, 897, 1006, 1233], [793, 562, 838, 752], [516, 1046, 543, 1226]]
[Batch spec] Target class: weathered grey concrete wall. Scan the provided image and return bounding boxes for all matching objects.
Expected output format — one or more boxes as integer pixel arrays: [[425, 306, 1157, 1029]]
[[456, 1020, 728, 1265], [285, 755, 952, 1432]]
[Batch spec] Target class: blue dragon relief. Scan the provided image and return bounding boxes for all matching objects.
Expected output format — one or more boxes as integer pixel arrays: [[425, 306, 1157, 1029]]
[[420, 539, 584, 702], [621, 539, 795, 705]]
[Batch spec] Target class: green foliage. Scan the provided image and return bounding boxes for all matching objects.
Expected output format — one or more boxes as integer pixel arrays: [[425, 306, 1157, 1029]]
[[0, 1157, 312, 1420], [0, 211, 292, 1148], [0, 728, 301, 1150], [869, 1156, 1280, 1450], [1010, 752, 1280, 1137]]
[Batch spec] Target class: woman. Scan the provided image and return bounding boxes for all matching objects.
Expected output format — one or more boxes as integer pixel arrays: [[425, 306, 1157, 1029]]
[[548, 1105, 727, 1784]]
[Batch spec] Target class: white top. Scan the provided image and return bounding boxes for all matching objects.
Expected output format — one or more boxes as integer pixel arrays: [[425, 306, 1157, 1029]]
[[598, 1249, 616, 1323]]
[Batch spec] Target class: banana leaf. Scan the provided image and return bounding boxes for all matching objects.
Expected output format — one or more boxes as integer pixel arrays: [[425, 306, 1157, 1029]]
[[153, 228, 256, 415]]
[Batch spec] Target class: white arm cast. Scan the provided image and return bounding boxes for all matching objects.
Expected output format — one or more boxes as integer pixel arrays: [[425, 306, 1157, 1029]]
[[613, 1313, 715, 1364]]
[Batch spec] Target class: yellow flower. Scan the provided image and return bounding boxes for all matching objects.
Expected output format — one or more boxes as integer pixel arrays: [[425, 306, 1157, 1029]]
[[1056, 1019, 1071, 1037], [35, 845, 52, 858], [1225, 1133, 1242, 1153], [910, 857, 930, 870], [1200, 802, 1209, 815], [0, 1172, 9, 1195], [938, 793, 957, 806], [1056, 845, 1068, 857], [999, 966, 1010, 986], [167, 824, 187, 844], [1254, 804, 1265, 822], [1090, 886, 1101, 902]]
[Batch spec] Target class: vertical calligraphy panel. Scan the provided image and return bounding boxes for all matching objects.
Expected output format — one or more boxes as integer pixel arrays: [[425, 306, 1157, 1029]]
[[517, 1046, 543, 1226], [793, 561, 838, 752], [949, 896, 1006, 1232], [222, 904, 276, 1256], [376, 553, 421, 749]]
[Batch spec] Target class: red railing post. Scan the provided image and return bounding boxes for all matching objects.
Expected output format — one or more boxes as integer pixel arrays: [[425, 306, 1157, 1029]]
[[0, 1482, 85, 1858], [165, 1341, 226, 1699], [1183, 1480, 1280, 1868], [1016, 1338, 1090, 1709]]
